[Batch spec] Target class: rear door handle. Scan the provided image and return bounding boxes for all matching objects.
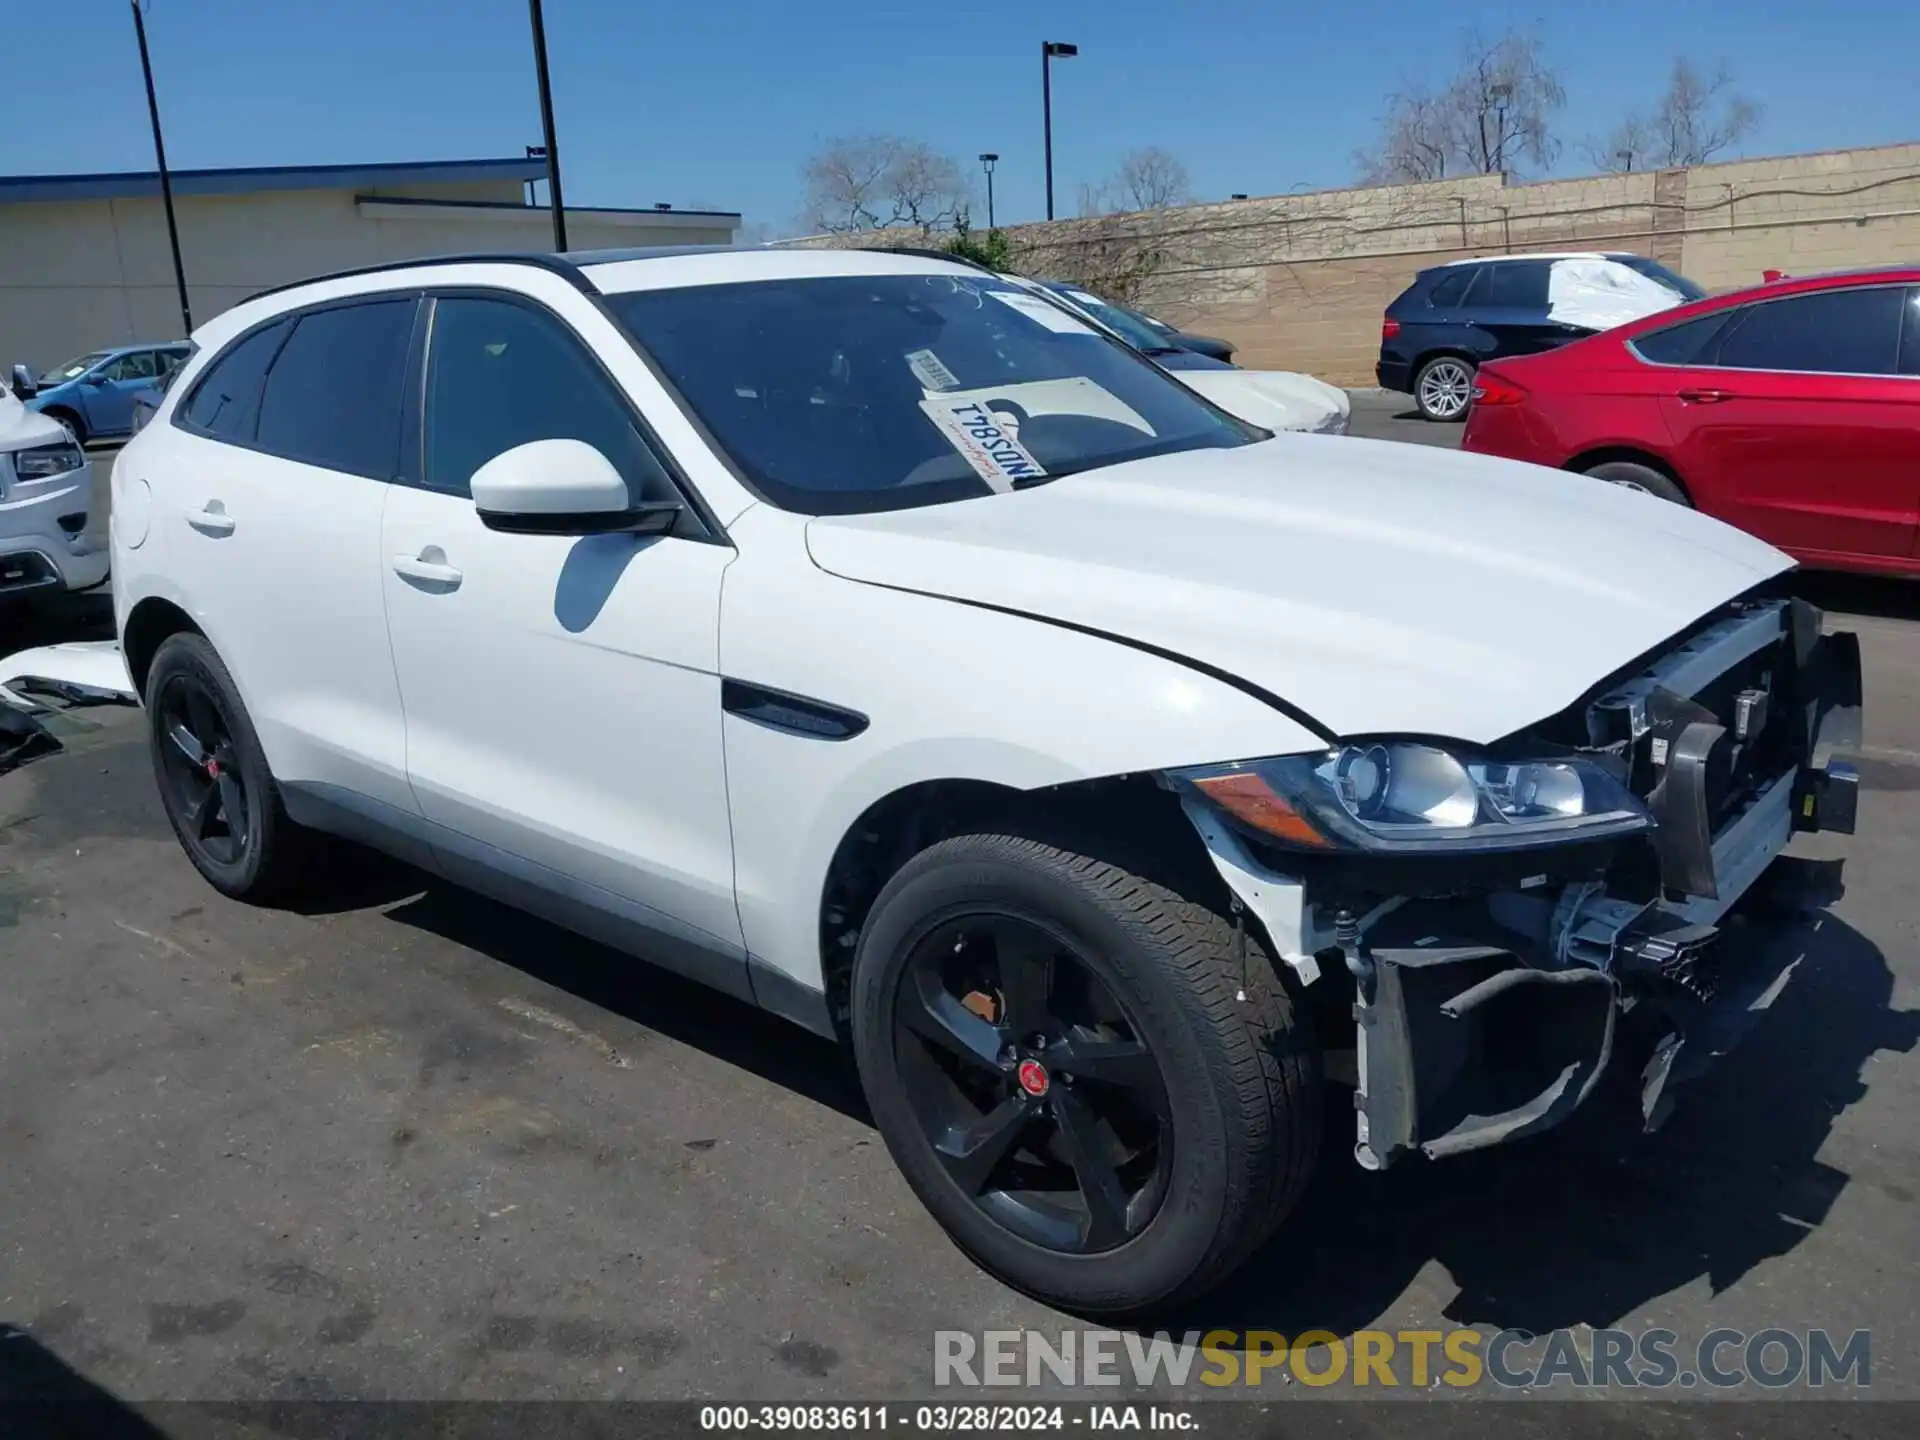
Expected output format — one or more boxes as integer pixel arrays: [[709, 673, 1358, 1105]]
[[1677, 387, 1735, 405], [185, 502, 235, 537], [392, 548, 463, 590]]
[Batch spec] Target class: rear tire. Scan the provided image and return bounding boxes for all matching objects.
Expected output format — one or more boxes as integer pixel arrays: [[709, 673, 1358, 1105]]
[[1583, 460, 1690, 506], [851, 830, 1321, 1315], [144, 632, 313, 903], [1413, 355, 1475, 421]]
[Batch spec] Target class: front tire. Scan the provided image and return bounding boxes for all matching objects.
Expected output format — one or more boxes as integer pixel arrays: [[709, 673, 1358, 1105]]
[[851, 831, 1321, 1315], [145, 632, 311, 902], [44, 407, 87, 444], [1413, 355, 1475, 421]]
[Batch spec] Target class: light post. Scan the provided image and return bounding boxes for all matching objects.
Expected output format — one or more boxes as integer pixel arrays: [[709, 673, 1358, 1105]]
[[1040, 41, 1077, 221], [130, 1, 191, 334], [978, 153, 999, 228], [1488, 79, 1514, 178], [526, 0, 568, 251]]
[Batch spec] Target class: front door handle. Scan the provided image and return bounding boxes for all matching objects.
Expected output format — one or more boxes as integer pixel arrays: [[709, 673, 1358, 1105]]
[[185, 502, 235, 537], [1677, 387, 1735, 405], [392, 548, 463, 590]]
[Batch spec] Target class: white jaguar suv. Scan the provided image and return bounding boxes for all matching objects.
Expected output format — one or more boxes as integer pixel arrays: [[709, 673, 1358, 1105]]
[[109, 246, 1861, 1314]]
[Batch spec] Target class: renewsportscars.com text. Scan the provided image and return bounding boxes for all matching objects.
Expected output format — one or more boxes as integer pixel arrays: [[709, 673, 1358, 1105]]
[[934, 1327, 1871, 1390]]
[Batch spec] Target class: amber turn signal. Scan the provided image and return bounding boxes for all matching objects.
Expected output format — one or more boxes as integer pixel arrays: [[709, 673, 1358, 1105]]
[[1191, 771, 1332, 848]]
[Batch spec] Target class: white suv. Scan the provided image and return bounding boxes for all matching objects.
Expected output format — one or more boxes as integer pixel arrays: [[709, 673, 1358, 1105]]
[[2, 379, 105, 604], [112, 247, 1861, 1314]]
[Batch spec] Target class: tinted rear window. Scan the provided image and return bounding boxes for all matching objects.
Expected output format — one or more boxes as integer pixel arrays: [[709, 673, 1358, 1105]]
[[179, 320, 290, 441], [254, 300, 415, 479], [1474, 261, 1551, 309], [1713, 286, 1906, 375], [1898, 287, 1920, 377], [1425, 268, 1476, 307], [1631, 311, 1735, 366]]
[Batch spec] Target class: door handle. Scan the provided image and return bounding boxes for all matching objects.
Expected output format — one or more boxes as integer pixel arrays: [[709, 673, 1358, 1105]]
[[392, 549, 463, 590], [185, 502, 235, 537], [1677, 387, 1735, 405]]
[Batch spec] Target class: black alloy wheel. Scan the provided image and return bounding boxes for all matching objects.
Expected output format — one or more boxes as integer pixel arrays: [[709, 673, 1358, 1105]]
[[154, 671, 253, 869], [893, 911, 1173, 1255]]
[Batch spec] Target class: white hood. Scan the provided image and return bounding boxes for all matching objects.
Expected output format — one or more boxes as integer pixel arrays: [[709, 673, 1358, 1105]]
[[0, 384, 70, 453], [1178, 369, 1349, 432], [805, 436, 1793, 744]]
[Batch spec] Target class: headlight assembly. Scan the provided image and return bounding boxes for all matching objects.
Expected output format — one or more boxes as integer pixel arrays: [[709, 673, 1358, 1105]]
[[11, 442, 85, 480], [1172, 741, 1650, 854]]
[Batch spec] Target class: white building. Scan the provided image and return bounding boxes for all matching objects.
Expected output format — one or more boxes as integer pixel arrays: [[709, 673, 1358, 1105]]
[[0, 157, 740, 370]]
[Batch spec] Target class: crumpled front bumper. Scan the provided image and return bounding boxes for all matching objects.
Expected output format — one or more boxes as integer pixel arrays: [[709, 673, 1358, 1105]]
[[1346, 618, 1862, 1170]]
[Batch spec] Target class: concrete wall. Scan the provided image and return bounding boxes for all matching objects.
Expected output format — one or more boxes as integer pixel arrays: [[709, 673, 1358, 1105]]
[[0, 180, 736, 369]]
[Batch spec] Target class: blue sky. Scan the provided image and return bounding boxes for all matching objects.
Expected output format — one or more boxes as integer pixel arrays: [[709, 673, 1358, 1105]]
[[15, 0, 1918, 233]]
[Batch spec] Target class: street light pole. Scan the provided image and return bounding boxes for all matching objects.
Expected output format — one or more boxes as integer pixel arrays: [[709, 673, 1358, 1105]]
[[526, 0, 568, 251], [978, 153, 999, 229], [1040, 41, 1077, 221], [131, 0, 191, 335]]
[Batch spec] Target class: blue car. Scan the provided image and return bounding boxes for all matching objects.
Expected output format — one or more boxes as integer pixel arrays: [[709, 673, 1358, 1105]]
[[24, 342, 191, 443]]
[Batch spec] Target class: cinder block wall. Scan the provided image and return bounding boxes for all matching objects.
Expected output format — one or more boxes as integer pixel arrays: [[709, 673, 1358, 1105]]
[[800, 143, 1920, 387]]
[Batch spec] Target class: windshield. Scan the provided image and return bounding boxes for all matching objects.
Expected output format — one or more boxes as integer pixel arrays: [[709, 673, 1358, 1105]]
[[1615, 256, 1707, 302], [1036, 283, 1181, 353], [608, 274, 1261, 516], [41, 352, 110, 384]]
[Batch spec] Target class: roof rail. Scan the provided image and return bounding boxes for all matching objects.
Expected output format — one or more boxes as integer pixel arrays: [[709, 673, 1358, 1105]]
[[244, 251, 595, 306]]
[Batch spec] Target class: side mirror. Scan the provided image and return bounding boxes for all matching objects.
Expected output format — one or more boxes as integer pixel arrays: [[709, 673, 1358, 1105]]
[[83, 370, 113, 386], [470, 438, 682, 537], [8, 364, 36, 399]]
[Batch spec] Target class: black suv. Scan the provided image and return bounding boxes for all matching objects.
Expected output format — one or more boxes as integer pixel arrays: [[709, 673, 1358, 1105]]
[[1378, 252, 1704, 420]]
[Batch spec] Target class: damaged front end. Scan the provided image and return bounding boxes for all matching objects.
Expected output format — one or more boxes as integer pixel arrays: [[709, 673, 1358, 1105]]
[[1169, 594, 1862, 1170]]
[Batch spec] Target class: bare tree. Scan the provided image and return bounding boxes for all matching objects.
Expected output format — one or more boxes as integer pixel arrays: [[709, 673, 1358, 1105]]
[[801, 136, 971, 233], [1650, 59, 1761, 166], [1448, 31, 1565, 177], [1584, 113, 1656, 173], [1076, 147, 1194, 216], [1354, 30, 1564, 184], [1117, 147, 1193, 210], [1355, 86, 1453, 184]]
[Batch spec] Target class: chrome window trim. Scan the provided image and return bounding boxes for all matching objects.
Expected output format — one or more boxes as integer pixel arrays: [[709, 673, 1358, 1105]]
[[1625, 281, 1920, 379]]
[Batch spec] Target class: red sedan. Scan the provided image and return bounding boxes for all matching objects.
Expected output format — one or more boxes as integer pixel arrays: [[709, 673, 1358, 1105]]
[[1461, 266, 1920, 577]]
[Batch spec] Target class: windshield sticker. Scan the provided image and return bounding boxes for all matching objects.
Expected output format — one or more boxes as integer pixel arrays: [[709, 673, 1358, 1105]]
[[919, 398, 1047, 491], [905, 347, 961, 391], [989, 290, 1097, 335]]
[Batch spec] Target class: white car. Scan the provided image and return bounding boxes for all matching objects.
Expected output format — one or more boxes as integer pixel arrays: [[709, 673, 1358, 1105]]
[[110, 246, 1861, 1314], [1, 377, 106, 604], [1016, 276, 1351, 434]]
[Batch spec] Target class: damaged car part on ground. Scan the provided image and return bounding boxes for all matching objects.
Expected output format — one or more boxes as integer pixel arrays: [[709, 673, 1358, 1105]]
[[1167, 590, 1861, 1174], [106, 245, 1858, 1316]]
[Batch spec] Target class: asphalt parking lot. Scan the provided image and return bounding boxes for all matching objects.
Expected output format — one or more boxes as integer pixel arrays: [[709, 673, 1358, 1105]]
[[3, 414, 1917, 1419]]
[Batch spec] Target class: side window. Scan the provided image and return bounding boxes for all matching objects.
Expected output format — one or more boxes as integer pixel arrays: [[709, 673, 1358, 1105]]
[[1898, 287, 1920, 378], [1472, 261, 1551, 310], [179, 320, 291, 441], [422, 296, 674, 501], [253, 300, 415, 480], [1630, 311, 1735, 366], [1713, 287, 1906, 375], [102, 350, 159, 382], [1426, 268, 1476, 308]]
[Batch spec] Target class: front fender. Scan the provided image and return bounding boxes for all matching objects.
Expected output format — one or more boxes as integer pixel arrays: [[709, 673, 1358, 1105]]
[[719, 505, 1321, 992]]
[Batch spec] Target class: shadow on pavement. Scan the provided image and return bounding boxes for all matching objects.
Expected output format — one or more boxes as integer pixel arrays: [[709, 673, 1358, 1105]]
[[376, 877, 872, 1127], [1181, 910, 1917, 1339], [0, 1322, 167, 1438]]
